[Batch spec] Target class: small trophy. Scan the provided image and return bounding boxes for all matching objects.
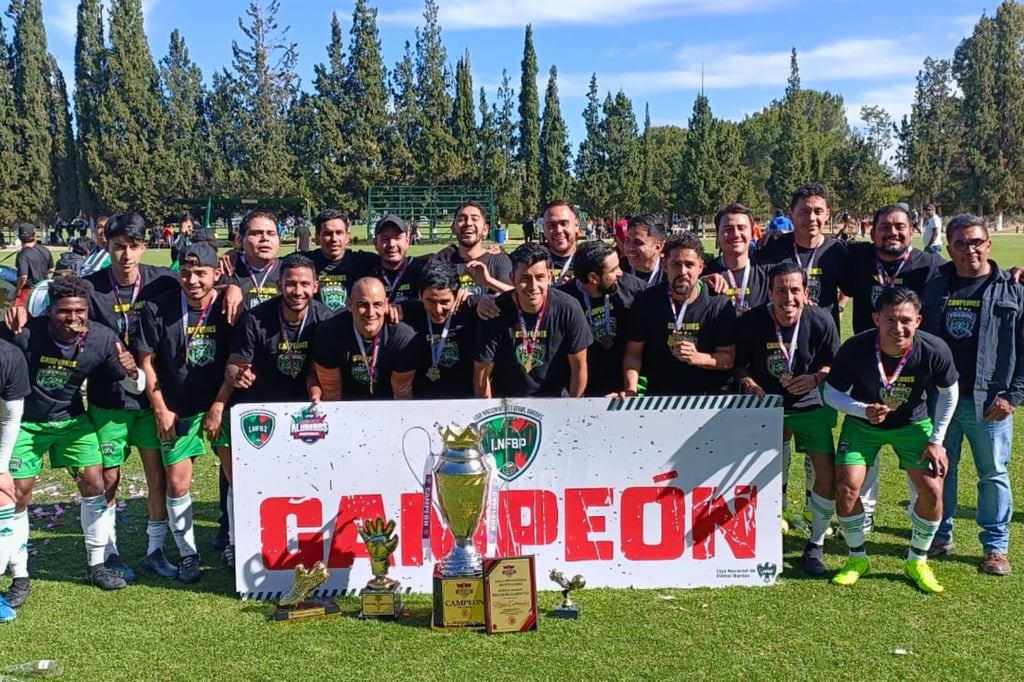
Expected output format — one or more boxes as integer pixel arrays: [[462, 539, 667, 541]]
[[358, 516, 403, 619], [549, 569, 586, 620], [272, 561, 341, 622]]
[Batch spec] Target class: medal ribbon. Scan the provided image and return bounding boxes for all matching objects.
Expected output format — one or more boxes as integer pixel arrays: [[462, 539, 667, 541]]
[[632, 260, 660, 285], [555, 252, 575, 280], [380, 257, 411, 301], [426, 311, 454, 370], [770, 303, 802, 374], [109, 269, 141, 344], [242, 255, 276, 303], [181, 291, 216, 361], [277, 303, 309, 355], [875, 249, 912, 286], [667, 288, 690, 333], [724, 262, 751, 309], [794, 240, 820, 275], [515, 294, 548, 366], [577, 282, 611, 339], [353, 324, 381, 392], [874, 333, 913, 397]]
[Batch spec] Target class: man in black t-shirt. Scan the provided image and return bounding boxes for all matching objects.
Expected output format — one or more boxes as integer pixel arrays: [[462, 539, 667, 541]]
[[522, 215, 535, 243], [474, 243, 592, 398], [559, 240, 644, 397], [227, 253, 330, 403], [365, 215, 425, 304], [137, 243, 236, 583], [736, 262, 840, 576], [541, 201, 581, 283], [0, 337, 27, 617], [14, 223, 53, 307], [624, 232, 737, 396], [623, 214, 666, 288], [5, 276, 144, 598], [441, 200, 514, 297], [223, 210, 282, 309], [293, 219, 311, 253], [824, 287, 959, 593], [303, 209, 374, 314], [400, 262, 478, 399], [703, 203, 770, 315], [312, 277, 420, 400]]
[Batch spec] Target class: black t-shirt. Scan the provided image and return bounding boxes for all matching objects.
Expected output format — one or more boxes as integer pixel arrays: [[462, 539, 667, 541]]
[[0, 338, 31, 404], [703, 258, 770, 315], [294, 224, 311, 253], [447, 249, 514, 296], [558, 274, 645, 397], [474, 288, 593, 397], [224, 257, 281, 310], [551, 252, 576, 283], [305, 249, 373, 313], [362, 256, 425, 304], [627, 264, 667, 288], [16, 244, 53, 286], [311, 312, 421, 400], [938, 273, 991, 393], [627, 283, 737, 395], [736, 304, 839, 412], [230, 298, 332, 403], [137, 290, 235, 418], [840, 243, 946, 333], [85, 264, 180, 409], [826, 330, 958, 429], [755, 234, 847, 325], [10, 318, 126, 422], [399, 300, 478, 399]]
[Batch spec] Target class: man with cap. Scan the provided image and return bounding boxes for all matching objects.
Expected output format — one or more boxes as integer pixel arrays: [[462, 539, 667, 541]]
[[13, 224, 53, 308], [922, 204, 943, 255], [366, 215, 425, 305]]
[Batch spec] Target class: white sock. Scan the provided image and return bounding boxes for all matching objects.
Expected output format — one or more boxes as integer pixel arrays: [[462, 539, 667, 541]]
[[146, 520, 168, 555], [8, 511, 28, 578], [103, 502, 118, 560], [167, 494, 197, 558], [808, 492, 836, 546], [226, 487, 235, 546], [909, 509, 940, 562], [80, 495, 107, 567], [0, 504, 15, 576], [838, 513, 866, 556]]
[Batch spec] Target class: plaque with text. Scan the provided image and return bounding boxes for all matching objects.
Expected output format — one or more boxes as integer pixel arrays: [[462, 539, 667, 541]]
[[484, 556, 538, 634]]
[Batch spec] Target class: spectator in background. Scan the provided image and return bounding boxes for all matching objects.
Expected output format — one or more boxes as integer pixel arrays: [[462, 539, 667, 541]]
[[13, 223, 53, 307], [768, 208, 794, 233], [55, 237, 94, 275], [80, 216, 111, 276], [293, 218, 311, 253], [922, 203, 943, 254], [522, 214, 535, 243]]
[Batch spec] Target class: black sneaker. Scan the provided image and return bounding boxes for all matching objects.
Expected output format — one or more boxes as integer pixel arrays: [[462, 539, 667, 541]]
[[104, 554, 136, 583], [801, 541, 828, 577], [88, 565, 128, 591], [178, 554, 201, 584], [3, 577, 30, 608], [221, 544, 235, 569], [142, 549, 178, 579]]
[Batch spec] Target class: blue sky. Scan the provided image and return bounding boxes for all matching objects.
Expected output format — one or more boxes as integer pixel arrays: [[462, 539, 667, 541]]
[[40, 0, 991, 149]]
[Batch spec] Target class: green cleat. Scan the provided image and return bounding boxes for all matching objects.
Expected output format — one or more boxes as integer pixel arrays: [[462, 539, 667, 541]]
[[905, 559, 944, 593], [831, 556, 869, 586]]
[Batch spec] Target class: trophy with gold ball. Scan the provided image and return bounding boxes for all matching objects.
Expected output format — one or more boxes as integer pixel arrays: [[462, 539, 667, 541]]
[[358, 516, 403, 619], [549, 569, 586, 620]]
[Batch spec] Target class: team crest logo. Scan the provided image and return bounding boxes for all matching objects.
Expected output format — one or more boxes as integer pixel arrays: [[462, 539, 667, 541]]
[[290, 406, 329, 444], [474, 410, 542, 482], [429, 337, 460, 368], [879, 384, 913, 409], [766, 352, 787, 378], [241, 410, 276, 449], [502, 564, 517, 576], [36, 368, 70, 392], [515, 342, 546, 370], [187, 338, 215, 367], [807, 277, 821, 303], [945, 310, 976, 340], [757, 562, 778, 584], [870, 283, 887, 308], [277, 351, 306, 378], [320, 284, 347, 311]]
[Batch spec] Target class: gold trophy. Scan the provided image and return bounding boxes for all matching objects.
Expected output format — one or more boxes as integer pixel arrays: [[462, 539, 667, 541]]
[[358, 516, 403, 619], [549, 569, 586, 620], [272, 561, 341, 622]]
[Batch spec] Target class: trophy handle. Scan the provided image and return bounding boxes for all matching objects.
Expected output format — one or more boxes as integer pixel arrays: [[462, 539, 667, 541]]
[[401, 426, 435, 487]]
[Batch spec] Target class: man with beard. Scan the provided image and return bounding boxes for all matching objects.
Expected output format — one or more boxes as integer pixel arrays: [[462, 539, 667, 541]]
[[225, 253, 330, 404], [474, 243, 591, 398], [304, 209, 371, 314], [624, 233, 737, 396], [312, 277, 420, 400], [137, 243, 236, 581], [399, 262, 478, 399], [703, 203, 771, 315], [622, 214, 666, 288], [736, 262, 840, 575], [542, 201, 581, 283], [439, 201, 513, 297], [367, 215, 425, 304], [5, 276, 144, 598], [824, 287, 958, 593], [559, 240, 644, 397], [224, 210, 282, 309]]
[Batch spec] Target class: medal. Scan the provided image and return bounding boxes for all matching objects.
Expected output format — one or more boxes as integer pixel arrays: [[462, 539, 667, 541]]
[[353, 324, 381, 395], [667, 287, 693, 357], [779, 371, 793, 386], [426, 311, 454, 383], [883, 392, 904, 410], [278, 303, 310, 378], [242, 255, 277, 306], [771, 303, 802, 386], [723, 262, 750, 314], [578, 282, 612, 351], [426, 366, 441, 381], [515, 293, 548, 374], [109, 269, 141, 346], [875, 333, 913, 410], [181, 291, 216, 367]]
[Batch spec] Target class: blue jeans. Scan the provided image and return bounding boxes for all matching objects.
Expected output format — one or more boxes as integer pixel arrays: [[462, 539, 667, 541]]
[[938, 400, 1014, 553]]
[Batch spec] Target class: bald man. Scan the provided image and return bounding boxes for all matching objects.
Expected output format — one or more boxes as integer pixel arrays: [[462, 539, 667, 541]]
[[312, 277, 421, 400]]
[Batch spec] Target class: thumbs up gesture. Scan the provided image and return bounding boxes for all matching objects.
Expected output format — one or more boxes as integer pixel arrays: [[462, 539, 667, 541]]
[[115, 341, 139, 378]]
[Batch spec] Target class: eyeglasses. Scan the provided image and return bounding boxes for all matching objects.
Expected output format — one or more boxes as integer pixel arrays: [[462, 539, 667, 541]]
[[951, 238, 989, 252]]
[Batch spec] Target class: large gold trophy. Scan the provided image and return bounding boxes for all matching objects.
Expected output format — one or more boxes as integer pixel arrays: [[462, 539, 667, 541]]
[[358, 516, 403, 619]]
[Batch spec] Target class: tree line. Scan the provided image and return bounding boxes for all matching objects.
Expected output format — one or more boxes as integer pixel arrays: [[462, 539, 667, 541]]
[[0, 0, 1015, 229]]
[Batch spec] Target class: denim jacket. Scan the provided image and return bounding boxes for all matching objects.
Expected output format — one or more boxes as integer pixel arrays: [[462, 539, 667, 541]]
[[921, 261, 1024, 420]]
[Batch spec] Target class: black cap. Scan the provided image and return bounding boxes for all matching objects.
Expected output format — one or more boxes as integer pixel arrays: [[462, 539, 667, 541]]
[[374, 214, 408, 235], [193, 227, 217, 243], [181, 242, 219, 267], [15, 223, 34, 240]]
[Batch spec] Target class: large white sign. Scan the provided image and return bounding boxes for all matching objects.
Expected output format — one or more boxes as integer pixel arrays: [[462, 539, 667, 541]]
[[230, 395, 783, 599]]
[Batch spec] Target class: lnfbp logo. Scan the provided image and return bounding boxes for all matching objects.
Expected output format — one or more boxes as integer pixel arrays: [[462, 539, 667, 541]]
[[473, 408, 542, 482], [290, 406, 329, 444], [241, 410, 275, 449]]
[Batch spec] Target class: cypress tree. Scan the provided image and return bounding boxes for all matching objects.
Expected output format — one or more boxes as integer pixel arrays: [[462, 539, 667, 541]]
[[160, 29, 208, 202], [74, 0, 104, 215], [0, 16, 21, 226], [9, 0, 52, 222], [413, 0, 457, 184], [386, 40, 418, 184], [494, 70, 521, 221], [539, 64, 571, 202], [574, 74, 607, 216], [768, 49, 812, 210], [309, 12, 350, 210], [47, 56, 79, 219], [518, 24, 540, 214], [677, 93, 719, 219], [602, 91, 641, 216], [451, 50, 477, 184], [345, 0, 387, 209]]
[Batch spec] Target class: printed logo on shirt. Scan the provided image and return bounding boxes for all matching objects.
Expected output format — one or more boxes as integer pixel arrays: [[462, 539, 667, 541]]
[[515, 341, 546, 371], [319, 276, 348, 310], [879, 376, 914, 408], [457, 272, 487, 297], [248, 285, 279, 307], [587, 304, 617, 343], [944, 298, 980, 341], [36, 367, 71, 392], [187, 337, 216, 367], [807, 267, 822, 303], [350, 354, 372, 384], [766, 351, 788, 379], [427, 334, 461, 368]]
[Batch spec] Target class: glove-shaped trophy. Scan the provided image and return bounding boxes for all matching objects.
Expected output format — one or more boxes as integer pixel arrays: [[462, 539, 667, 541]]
[[358, 516, 403, 619]]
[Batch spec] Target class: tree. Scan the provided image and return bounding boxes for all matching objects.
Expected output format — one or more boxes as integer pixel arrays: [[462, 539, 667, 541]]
[[9, 0, 52, 222], [74, 0, 105, 215], [413, 0, 456, 184], [642, 125, 686, 218], [677, 93, 720, 219], [575, 74, 607, 217], [992, 1, 1024, 211], [451, 50, 476, 184], [47, 56, 79, 219], [601, 90, 641, 216], [713, 119, 754, 209], [494, 70, 521, 220], [900, 58, 961, 206], [477, 86, 507, 212], [769, 49, 812, 209], [953, 14, 1000, 213], [738, 106, 781, 216], [386, 40, 418, 184], [307, 13, 351, 211], [344, 0, 387, 210], [160, 29, 207, 203], [539, 65, 571, 202], [0, 17, 22, 226], [518, 24, 540, 214]]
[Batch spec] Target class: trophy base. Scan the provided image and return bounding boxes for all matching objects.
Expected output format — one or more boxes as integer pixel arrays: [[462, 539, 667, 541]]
[[551, 604, 580, 620], [431, 565, 485, 632], [272, 598, 342, 623], [359, 584, 403, 619]]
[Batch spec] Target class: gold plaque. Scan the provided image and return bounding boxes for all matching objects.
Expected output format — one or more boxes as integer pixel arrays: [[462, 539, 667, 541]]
[[432, 566, 486, 631], [484, 556, 538, 634]]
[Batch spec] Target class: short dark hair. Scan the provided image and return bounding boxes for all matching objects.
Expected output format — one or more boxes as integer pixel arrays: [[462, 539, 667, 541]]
[[239, 209, 278, 238], [663, 232, 704, 260], [714, 203, 756, 231], [455, 200, 488, 221], [105, 212, 148, 243], [71, 236, 96, 256], [573, 240, 616, 282], [314, 209, 349, 234], [509, 243, 552, 271], [874, 285, 921, 313], [277, 253, 316, 281], [626, 214, 667, 241], [767, 261, 806, 290], [541, 200, 574, 216], [789, 182, 830, 211], [872, 205, 910, 228], [180, 213, 195, 224], [419, 261, 460, 294], [945, 214, 987, 243], [49, 274, 94, 303]]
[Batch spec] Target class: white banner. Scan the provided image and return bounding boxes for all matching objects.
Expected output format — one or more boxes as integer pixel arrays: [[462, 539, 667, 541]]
[[231, 395, 783, 599]]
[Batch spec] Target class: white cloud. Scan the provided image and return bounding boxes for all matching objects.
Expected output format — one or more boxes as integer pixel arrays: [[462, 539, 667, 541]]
[[379, 0, 790, 29], [44, 0, 159, 40], [845, 83, 915, 129]]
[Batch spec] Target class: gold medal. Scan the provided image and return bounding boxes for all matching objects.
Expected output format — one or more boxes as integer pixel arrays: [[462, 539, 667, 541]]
[[524, 357, 534, 373], [883, 392, 903, 410], [426, 366, 441, 381]]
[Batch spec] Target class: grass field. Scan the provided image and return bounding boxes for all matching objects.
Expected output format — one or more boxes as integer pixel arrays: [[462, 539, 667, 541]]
[[3, 233, 1024, 680]]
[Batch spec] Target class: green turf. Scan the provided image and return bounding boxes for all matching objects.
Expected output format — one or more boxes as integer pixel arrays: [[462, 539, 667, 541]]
[[3, 234, 1023, 680]]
